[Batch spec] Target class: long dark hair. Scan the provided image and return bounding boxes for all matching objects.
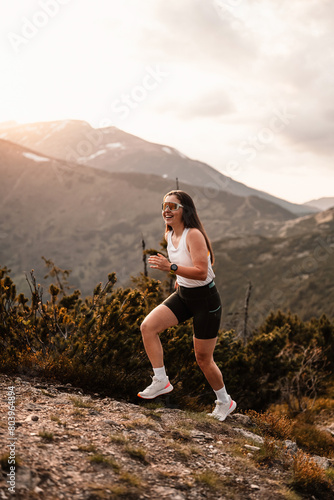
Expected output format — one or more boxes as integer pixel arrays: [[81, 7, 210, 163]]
[[163, 190, 214, 264]]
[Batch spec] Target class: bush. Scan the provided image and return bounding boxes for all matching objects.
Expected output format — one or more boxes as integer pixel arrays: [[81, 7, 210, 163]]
[[247, 410, 294, 441], [1, 265, 333, 413], [291, 450, 333, 498], [292, 423, 334, 458]]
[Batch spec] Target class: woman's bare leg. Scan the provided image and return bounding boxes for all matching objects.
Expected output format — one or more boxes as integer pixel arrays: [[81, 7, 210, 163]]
[[193, 336, 224, 390], [140, 305, 179, 368]]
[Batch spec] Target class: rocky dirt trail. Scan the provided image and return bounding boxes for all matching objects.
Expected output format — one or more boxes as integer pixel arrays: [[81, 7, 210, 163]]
[[0, 373, 297, 499]]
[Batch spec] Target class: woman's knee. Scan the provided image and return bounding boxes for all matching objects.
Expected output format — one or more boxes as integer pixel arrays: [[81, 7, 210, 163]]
[[195, 352, 212, 370], [140, 319, 157, 338]]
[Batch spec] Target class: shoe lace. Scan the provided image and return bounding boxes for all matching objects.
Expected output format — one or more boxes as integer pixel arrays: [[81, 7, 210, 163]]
[[146, 376, 161, 389]]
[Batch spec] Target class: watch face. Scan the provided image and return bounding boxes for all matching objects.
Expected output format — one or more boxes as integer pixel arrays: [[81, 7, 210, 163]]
[[171, 264, 178, 271]]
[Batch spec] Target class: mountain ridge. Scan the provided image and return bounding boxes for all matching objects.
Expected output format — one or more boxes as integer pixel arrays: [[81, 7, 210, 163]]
[[0, 119, 317, 217], [304, 197, 334, 211]]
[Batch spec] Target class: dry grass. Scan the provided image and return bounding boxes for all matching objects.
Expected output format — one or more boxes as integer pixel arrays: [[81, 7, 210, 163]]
[[291, 450, 333, 497], [78, 443, 97, 453], [119, 471, 143, 488], [109, 433, 130, 445], [0, 453, 21, 472], [71, 408, 86, 418], [292, 422, 334, 458], [123, 416, 156, 430], [50, 414, 66, 427], [170, 441, 202, 461], [89, 454, 120, 471], [38, 430, 54, 442], [69, 396, 94, 409], [125, 445, 149, 464], [193, 469, 224, 490], [247, 409, 294, 440], [255, 437, 283, 466]]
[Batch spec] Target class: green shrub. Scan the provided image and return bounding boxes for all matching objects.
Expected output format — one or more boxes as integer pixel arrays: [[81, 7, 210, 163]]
[[1, 264, 333, 414]]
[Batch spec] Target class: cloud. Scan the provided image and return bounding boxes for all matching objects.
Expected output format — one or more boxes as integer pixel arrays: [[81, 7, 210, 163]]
[[282, 109, 334, 156], [156, 88, 236, 120], [136, 0, 258, 70]]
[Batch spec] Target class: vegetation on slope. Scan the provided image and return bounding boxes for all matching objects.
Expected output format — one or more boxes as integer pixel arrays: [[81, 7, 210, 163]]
[[1, 262, 334, 497]]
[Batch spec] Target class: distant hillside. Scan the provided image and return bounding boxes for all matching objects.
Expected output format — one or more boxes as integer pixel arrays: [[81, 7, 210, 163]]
[[304, 197, 334, 211], [0, 138, 296, 299], [215, 208, 334, 330], [0, 119, 316, 217]]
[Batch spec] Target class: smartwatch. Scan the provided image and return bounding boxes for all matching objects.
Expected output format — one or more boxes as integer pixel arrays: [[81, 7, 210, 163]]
[[170, 263, 178, 274]]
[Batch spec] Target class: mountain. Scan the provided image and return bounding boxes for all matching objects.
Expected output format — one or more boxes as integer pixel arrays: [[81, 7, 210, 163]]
[[214, 207, 334, 330], [0, 119, 316, 217], [0, 120, 17, 130], [304, 197, 334, 211], [0, 137, 296, 299]]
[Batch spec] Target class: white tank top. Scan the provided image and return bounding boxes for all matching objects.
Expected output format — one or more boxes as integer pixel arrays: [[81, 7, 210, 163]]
[[167, 228, 215, 288]]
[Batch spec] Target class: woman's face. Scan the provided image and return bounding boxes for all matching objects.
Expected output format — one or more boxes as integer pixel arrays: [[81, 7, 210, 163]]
[[162, 194, 184, 227]]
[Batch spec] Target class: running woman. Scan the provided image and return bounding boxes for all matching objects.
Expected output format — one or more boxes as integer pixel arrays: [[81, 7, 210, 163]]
[[137, 190, 236, 421]]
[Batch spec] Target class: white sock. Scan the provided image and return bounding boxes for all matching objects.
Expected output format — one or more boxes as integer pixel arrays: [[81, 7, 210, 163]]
[[153, 366, 167, 380], [214, 385, 229, 404]]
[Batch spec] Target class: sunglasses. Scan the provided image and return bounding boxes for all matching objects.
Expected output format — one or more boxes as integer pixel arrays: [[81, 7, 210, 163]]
[[162, 202, 184, 211]]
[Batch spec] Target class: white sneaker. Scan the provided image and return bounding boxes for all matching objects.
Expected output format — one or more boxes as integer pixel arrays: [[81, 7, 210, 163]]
[[208, 397, 237, 421], [137, 376, 173, 399]]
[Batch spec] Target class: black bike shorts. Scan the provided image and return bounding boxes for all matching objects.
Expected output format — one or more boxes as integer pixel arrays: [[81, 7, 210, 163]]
[[162, 280, 222, 339]]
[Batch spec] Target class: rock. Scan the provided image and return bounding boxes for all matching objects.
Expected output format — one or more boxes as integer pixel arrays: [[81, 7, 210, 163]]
[[229, 413, 252, 426], [312, 455, 330, 469], [233, 427, 264, 444], [189, 430, 214, 441], [244, 444, 261, 452], [250, 484, 260, 490], [152, 486, 186, 499], [88, 409, 100, 416], [25, 415, 39, 422], [284, 439, 298, 455]]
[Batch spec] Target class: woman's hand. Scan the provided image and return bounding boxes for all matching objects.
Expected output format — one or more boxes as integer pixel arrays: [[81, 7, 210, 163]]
[[148, 253, 170, 272]]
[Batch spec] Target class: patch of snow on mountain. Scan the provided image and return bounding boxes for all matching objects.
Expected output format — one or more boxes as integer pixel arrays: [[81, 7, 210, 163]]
[[82, 149, 107, 161], [22, 152, 50, 162], [107, 142, 124, 149], [162, 174, 168, 178], [162, 147, 173, 154], [0, 132, 7, 138]]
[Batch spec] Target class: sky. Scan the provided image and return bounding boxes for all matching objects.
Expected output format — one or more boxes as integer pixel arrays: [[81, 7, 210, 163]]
[[1, 0, 333, 204]]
